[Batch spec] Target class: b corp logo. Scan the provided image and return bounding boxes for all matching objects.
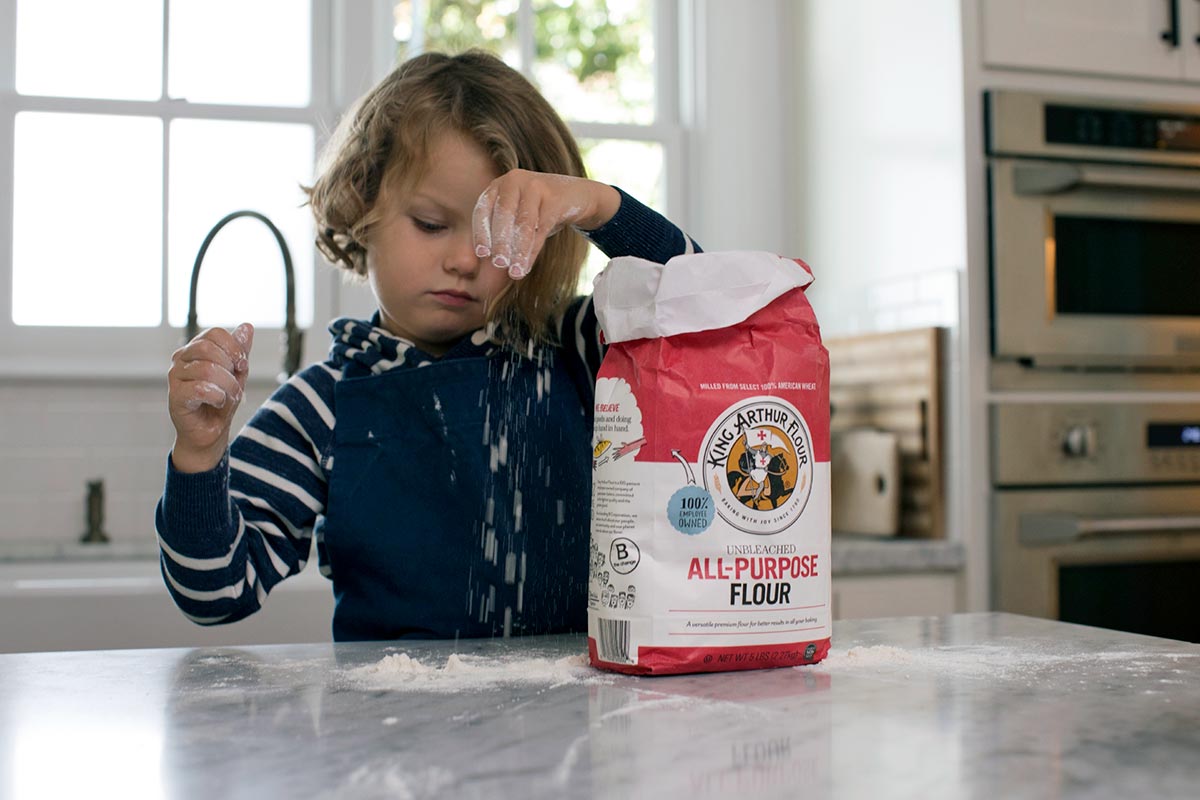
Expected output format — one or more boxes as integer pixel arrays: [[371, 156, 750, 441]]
[[609, 537, 641, 575]]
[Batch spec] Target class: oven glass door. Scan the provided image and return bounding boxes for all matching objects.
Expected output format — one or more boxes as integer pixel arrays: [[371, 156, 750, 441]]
[[990, 159, 1200, 366], [1055, 216, 1200, 317], [1059, 559, 1200, 642], [992, 485, 1200, 638]]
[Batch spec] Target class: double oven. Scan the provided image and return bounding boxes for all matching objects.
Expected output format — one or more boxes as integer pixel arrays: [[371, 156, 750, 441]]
[[986, 91, 1200, 642]]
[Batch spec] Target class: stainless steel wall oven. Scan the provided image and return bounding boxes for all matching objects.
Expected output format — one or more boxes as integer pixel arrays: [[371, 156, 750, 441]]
[[987, 90, 1200, 372], [991, 402, 1200, 642], [986, 92, 1200, 643]]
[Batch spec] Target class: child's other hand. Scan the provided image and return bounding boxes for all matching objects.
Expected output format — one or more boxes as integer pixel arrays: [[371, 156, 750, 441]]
[[167, 323, 254, 473], [472, 171, 620, 279]]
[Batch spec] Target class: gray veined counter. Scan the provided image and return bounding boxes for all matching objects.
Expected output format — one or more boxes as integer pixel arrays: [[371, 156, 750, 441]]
[[1, 613, 1196, 799]]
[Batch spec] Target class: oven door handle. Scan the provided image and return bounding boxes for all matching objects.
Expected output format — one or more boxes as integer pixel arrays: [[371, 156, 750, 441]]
[[1013, 163, 1200, 196], [1020, 512, 1200, 545]]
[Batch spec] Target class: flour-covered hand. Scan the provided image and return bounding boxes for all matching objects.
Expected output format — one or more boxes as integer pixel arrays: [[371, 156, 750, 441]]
[[472, 170, 620, 280], [167, 322, 254, 473]]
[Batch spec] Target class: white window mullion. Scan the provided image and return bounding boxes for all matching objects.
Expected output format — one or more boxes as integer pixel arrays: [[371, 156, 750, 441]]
[[161, 0, 171, 329], [570, 121, 675, 143], [517, 0, 536, 74], [0, 1, 15, 345], [310, 0, 332, 108], [0, 1, 16, 91], [162, 118, 173, 331], [660, 0, 690, 230]]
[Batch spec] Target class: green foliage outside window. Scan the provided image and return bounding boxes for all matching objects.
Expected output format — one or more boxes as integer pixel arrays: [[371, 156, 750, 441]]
[[394, 0, 646, 88]]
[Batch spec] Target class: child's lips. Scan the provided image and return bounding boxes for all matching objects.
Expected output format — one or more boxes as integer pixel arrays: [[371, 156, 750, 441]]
[[430, 289, 474, 307]]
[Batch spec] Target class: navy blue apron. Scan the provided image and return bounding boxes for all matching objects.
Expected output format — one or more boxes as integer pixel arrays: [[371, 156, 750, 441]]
[[320, 345, 592, 641]]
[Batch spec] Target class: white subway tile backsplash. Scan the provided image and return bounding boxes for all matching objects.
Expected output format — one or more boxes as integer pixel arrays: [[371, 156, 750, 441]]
[[869, 279, 917, 310], [2, 382, 194, 545]]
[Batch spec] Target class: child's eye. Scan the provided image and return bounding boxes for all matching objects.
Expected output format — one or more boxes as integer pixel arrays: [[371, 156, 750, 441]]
[[413, 218, 447, 233]]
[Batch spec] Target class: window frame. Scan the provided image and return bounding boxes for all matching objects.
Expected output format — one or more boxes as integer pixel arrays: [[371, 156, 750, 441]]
[[0, 0, 340, 381], [0, 0, 690, 380]]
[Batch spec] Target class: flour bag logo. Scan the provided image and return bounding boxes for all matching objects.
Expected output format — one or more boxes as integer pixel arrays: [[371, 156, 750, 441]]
[[702, 397, 814, 534]]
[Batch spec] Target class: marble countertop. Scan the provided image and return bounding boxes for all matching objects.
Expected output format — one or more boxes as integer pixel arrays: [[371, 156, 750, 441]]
[[1, 613, 1195, 799]]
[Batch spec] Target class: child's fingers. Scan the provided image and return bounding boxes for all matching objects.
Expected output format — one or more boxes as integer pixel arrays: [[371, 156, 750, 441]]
[[488, 190, 520, 273], [230, 322, 254, 387], [472, 187, 496, 259], [172, 360, 243, 411], [514, 211, 554, 280], [180, 379, 233, 412], [168, 323, 253, 422], [173, 324, 253, 376], [508, 203, 541, 279]]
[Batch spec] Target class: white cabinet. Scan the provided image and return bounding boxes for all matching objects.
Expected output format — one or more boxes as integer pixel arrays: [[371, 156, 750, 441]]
[[980, 0, 1200, 83], [832, 573, 961, 620], [0, 560, 334, 653]]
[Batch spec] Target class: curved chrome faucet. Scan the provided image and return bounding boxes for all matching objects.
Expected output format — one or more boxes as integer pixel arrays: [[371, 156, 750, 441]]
[[185, 210, 303, 380]]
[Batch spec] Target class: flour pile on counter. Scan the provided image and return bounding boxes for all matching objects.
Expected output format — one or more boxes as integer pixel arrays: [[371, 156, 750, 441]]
[[345, 652, 610, 692], [821, 645, 914, 668]]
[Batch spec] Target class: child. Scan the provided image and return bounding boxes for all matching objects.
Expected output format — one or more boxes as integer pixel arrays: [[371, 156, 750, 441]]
[[156, 50, 700, 641]]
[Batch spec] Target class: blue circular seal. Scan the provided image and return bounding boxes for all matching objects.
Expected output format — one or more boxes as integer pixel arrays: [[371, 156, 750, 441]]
[[667, 485, 715, 535]]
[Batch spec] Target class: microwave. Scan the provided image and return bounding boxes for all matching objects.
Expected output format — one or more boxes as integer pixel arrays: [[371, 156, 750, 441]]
[[986, 91, 1200, 372]]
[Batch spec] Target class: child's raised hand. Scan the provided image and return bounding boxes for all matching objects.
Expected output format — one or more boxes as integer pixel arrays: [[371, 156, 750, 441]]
[[167, 323, 254, 473], [473, 170, 620, 279]]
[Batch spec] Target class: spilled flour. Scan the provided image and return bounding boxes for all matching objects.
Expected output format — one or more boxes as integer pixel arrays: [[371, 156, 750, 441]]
[[342, 643, 1198, 692], [821, 645, 914, 669], [346, 652, 611, 692], [813, 643, 1199, 682]]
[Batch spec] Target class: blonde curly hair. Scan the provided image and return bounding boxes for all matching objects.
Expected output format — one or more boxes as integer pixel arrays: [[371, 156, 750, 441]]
[[306, 50, 590, 348]]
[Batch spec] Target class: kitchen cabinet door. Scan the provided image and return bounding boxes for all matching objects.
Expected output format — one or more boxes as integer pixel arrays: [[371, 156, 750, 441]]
[[980, 0, 1193, 82]]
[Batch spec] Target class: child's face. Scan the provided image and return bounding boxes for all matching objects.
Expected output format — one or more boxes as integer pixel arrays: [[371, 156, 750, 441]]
[[366, 130, 508, 356]]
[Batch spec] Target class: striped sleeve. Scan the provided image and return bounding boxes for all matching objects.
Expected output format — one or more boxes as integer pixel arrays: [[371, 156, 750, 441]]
[[581, 186, 700, 266], [154, 361, 339, 626], [562, 187, 702, 382]]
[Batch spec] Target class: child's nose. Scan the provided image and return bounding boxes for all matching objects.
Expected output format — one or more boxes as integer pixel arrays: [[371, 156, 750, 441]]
[[446, 232, 483, 277]]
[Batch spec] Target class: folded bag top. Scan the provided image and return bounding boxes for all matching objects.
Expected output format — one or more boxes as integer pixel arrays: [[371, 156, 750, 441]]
[[592, 250, 814, 343]]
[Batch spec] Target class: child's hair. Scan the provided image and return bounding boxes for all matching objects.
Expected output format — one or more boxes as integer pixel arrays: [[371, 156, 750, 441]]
[[306, 49, 590, 348]]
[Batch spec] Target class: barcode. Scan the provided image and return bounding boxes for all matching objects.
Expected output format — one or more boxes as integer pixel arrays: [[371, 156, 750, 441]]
[[596, 618, 633, 664]]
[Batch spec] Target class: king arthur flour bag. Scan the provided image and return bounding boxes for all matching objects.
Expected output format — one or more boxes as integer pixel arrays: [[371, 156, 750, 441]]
[[587, 251, 831, 675]]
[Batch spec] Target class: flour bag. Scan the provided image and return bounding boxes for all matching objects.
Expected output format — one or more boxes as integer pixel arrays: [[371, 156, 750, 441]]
[[587, 251, 831, 675]]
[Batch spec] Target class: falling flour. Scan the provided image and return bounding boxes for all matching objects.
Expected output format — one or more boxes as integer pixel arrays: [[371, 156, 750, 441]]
[[346, 651, 611, 693]]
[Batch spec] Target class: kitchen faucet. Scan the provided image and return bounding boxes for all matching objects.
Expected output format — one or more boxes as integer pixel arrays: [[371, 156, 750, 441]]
[[185, 210, 303, 380]]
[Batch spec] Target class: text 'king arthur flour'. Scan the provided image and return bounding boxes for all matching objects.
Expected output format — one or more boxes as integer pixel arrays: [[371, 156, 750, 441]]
[[587, 251, 831, 675]]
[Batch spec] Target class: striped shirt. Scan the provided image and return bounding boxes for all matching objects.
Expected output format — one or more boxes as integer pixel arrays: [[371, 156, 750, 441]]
[[155, 189, 699, 628]]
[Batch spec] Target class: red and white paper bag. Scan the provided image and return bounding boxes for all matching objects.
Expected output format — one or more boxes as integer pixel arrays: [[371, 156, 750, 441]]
[[587, 251, 831, 675]]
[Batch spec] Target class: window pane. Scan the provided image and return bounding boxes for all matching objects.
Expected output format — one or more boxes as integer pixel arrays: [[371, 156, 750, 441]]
[[168, 0, 311, 106], [578, 138, 664, 289], [532, 0, 654, 125], [393, 0, 519, 66], [168, 120, 315, 330], [12, 113, 163, 326], [16, 0, 163, 100]]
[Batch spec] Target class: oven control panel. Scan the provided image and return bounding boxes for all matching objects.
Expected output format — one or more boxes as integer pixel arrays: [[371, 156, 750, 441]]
[[992, 402, 1200, 486]]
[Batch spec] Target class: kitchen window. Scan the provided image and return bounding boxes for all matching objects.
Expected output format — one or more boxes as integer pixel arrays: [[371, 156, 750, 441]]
[[0, 0, 330, 378], [0, 0, 684, 378]]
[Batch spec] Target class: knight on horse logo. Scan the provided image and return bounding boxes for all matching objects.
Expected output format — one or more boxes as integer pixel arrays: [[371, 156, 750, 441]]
[[701, 396, 814, 535]]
